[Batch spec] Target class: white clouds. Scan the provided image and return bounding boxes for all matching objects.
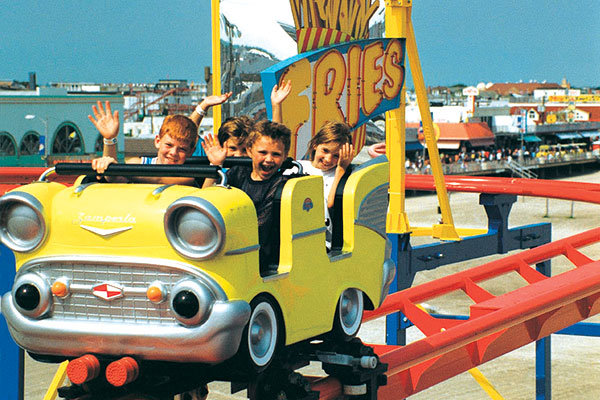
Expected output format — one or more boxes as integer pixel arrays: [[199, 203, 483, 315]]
[[220, 0, 297, 60]]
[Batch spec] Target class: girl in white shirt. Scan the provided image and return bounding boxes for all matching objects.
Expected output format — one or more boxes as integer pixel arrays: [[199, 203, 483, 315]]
[[299, 121, 355, 248]]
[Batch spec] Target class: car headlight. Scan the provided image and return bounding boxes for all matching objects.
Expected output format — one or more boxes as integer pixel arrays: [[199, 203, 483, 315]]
[[164, 197, 225, 260], [0, 192, 47, 252], [12, 272, 52, 318], [170, 280, 214, 326]]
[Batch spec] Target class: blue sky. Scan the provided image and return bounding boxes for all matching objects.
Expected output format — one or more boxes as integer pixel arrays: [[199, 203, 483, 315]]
[[1, 0, 598, 88]]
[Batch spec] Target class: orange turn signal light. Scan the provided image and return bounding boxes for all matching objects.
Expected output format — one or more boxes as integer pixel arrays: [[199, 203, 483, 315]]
[[51, 280, 69, 298], [146, 283, 166, 303]]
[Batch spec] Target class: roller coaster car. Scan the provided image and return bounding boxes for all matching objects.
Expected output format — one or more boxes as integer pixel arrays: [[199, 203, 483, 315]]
[[0, 158, 394, 373]]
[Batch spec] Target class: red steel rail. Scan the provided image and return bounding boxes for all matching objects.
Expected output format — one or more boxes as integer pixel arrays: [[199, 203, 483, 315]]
[[312, 227, 600, 398], [310, 174, 600, 398], [406, 174, 600, 205]]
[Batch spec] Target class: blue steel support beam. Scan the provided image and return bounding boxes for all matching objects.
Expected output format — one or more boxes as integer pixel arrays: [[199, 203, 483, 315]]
[[387, 193, 551, 346], [536, 260, 552, 400], [1, 243, 23, 400], [556, 322, 600, 336]]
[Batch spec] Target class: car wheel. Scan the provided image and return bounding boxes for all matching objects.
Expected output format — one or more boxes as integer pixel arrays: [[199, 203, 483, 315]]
[[332, 288, 364, 340], [241, 296, 280, 371]]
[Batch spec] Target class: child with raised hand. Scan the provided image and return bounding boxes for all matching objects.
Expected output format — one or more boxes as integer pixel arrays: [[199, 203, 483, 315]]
[[90, 93, 231, 185], [201, 80, 291, 164], [300, 121, 355, 248], [201, 115, 254, 162], [203, 120, 291, 272]]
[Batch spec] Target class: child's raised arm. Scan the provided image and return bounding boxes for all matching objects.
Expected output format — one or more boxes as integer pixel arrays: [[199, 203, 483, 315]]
[[270, 80, 291, 124], [190, 92, 233, 125], [88, 101, 119, 160], [201, 133, 227, 188]]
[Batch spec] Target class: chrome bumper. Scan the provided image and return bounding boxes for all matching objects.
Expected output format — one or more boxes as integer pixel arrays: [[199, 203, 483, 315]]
[[2, 292, 250, 364], [380, 258, 396, 306]]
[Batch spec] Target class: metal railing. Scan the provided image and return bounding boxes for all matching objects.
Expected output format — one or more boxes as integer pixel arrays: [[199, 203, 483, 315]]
[[505, 160, 538, 179], [407, 151, 597, 176]]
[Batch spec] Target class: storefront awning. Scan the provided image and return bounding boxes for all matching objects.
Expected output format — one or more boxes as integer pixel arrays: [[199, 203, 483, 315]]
[[523, 135, 542, 142], [556, 132, 582, 140], [467, 138, 495, 147], [437, 140, 461, 150], [406, 141, 424, 151], [580, 131, 600, 138]]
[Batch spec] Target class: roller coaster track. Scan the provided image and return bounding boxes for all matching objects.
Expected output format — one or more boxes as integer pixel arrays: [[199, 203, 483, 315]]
[[311, 175, 600, 398], [405, 174, 600, 205]]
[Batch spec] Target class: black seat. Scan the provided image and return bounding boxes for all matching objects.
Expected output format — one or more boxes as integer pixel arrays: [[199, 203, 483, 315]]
[[329, 166, 353, 253]]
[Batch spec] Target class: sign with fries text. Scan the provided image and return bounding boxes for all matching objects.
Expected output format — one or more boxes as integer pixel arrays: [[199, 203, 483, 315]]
[[261, 38, 405, 158]]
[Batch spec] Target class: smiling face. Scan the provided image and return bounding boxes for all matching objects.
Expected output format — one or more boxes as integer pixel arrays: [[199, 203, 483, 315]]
[[247, 136, 286, 181], [154, 134, 193, 164], [312, 141, 342, 171]]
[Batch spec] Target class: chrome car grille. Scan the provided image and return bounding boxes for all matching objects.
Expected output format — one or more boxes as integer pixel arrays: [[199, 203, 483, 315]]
[[25, 260, 201, 325]]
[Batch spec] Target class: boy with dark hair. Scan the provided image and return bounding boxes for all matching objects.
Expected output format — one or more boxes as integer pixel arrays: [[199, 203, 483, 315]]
[[214, 115, 254, 157], [204, 120, 292, 270]]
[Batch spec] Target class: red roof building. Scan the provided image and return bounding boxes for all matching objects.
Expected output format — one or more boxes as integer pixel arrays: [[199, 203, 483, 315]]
[[408, 122, 495, 150]]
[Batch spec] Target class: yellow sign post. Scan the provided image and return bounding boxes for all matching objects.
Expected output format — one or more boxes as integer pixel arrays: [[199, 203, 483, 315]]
[[211, 0, 222, 131], [385, 0, 459, 240]]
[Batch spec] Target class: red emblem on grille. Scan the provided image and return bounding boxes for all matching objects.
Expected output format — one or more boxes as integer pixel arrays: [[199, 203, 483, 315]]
[[92, 283, 123, 301]]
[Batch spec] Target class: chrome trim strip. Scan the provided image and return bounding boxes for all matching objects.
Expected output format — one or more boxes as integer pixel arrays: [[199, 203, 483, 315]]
[[291, 226, 327, 240], [19, 255, 228, 301], [216, 169, 228, 187], [79, 225, 132, 237], [380, 258, 396, 307], [152, 184, 174, 198], [38, 167, 56, 182], [327, 251, 352, 262], [1, 293, 250, 364], [224, 244, 260, 256], [262, 272, 289, 282], [74, 182, 96, 196], [291, 160, 304, 174], [67, 283, 148, 296]]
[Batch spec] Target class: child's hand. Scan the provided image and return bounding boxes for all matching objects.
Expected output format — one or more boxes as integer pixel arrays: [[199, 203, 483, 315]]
[[270, 80, 292, 106], [199, 92, 233, 111], [92, 156, 117, 174], [88, 101, 119, 140], [337, 143, 355, 171], [202, 134, 227, 166]]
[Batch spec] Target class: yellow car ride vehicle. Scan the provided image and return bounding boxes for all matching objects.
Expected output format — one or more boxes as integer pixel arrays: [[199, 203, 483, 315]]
[[0, 158, 394, 377]]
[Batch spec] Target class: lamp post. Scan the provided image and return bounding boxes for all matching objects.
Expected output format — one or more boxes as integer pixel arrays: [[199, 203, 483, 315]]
[[24, 114, 48, 158], [519, 109, 526, 163]]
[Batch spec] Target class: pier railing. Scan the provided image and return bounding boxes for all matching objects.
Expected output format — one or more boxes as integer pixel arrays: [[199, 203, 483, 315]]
[[408, 151, 598, 176]]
